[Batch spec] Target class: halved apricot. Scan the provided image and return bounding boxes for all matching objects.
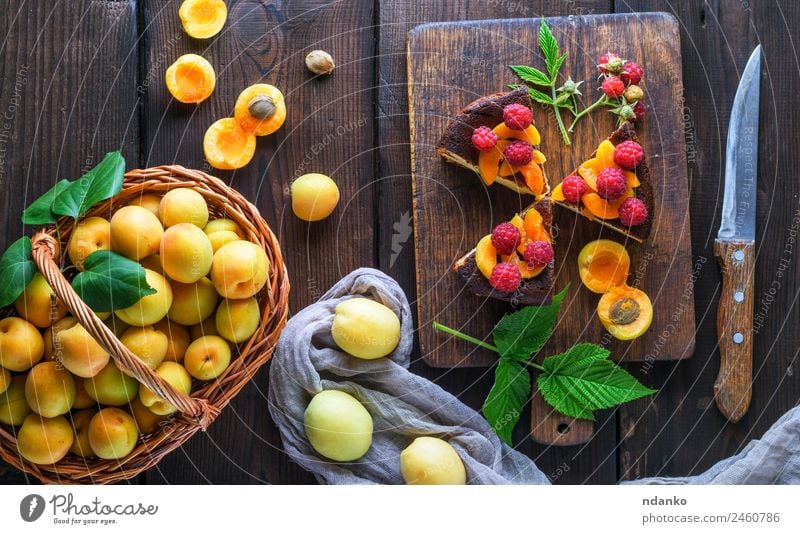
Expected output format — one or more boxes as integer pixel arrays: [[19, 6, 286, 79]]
[[477, 141, 510, 185], [179, 0, 228, 39], [234, 84, 287, 136], [165, 54, 216, 104], [492, 123, 541, 145], [501, 253, 545, 279], [597, 284, 653, 340], [550, 183, 565, 202], [474, 235, 497, 279], [523, 208, 549, 243], [577, 239, 630, 294], [581, 189, 633, 220], [203, 118, 256, 170]]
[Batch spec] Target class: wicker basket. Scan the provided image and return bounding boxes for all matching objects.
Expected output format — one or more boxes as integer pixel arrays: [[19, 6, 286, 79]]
[[0, 165, 289, 484]]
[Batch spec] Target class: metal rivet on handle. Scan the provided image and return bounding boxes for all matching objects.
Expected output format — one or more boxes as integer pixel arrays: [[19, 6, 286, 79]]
[[733, 249, 745, 262], [734, 291, 745, 303], [733, 332, 744, 344]]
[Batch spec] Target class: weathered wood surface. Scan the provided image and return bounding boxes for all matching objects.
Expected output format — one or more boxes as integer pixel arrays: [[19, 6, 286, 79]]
[[1, 0, 798, 484]]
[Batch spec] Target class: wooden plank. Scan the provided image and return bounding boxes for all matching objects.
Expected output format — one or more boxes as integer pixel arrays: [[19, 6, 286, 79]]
[[0, 0, 140, 483], [378, 0, 618, 484], [140, 0, 375, 483], [616, 0, 800, 480]]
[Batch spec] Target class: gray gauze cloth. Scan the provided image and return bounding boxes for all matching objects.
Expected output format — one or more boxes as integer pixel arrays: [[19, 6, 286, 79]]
[[269, 268, 800, 485], [267, 267, 549, 484]]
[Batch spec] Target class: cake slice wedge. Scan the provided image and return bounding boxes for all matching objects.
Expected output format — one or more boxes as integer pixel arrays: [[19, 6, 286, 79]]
[[551, 122, 653, 242], [437, 87, 549, 197], [454, 198, 555, 305]]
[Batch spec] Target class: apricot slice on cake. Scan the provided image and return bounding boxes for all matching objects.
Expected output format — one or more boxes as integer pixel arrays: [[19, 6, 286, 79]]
[[577, 240, 630, 294], [597, 284, 653, 340], [478, 141, 509, 186], [165, 54, 216, 104], [234, 84, 287, 136], [203, 118, 256, 170], [474, 235, 498, 279], [179, 0, 228, 39]]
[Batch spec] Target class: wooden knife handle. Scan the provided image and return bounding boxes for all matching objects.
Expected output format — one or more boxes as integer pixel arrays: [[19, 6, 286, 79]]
[[713, 239, 755, 422]]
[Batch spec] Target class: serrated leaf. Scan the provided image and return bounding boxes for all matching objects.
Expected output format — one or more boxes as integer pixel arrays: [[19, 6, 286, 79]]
[[550, 53, 568, 80], [510, 65, 551, 86], [71, 250, 155, 312], [52, 152, 125, 219], [483, 360, 531, 445], [0, 237, 35, 307], [538, 344, 656, 420], [492, 285, 569, 360], [22, 180, 72, 225], [527, 87, 554, 105], [538, 19, 561, 80]]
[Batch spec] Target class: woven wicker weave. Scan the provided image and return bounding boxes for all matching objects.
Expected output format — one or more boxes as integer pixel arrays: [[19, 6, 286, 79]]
[[0, 165, 289, 484]]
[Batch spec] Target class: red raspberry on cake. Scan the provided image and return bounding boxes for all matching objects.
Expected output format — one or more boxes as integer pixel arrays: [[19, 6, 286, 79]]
[[561, 174, 587, 204], [523, 241, 554, 268], [620, 61, 644, 85], [471, 126, 498, 152], [503, 139, 533, 167], [602, 76, 625, 98], [489, 262, 522, 293], [502, 103, 532, 130], [596, 167, 627, 200], [619, 197, 648, 227], [491, 222, 521, 255], [613, 140, 644, 170]]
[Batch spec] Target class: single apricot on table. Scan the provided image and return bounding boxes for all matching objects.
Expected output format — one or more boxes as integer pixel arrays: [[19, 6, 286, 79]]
[[597, 285, 653, 341], [291, 173, 340, 222], [400, 437, 467, 485], [179, 0, 228, 40], [166, 54, 216, 104], [304, 390, 373, 462], [234, 84, 286, 136], [203, 118, 256, 170], [577, 239, 631, 294]]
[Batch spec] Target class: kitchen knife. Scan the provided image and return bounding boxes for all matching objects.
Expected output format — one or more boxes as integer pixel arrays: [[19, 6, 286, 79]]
[[714, 46, 761, 423]]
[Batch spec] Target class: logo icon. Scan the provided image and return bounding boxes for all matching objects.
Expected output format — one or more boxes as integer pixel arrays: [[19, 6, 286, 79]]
[[20, 494, 45, 522]]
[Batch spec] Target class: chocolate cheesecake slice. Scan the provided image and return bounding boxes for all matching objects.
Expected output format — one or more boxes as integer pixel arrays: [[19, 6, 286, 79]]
[[438, 87, 548, 197], [454, 198, 554, 306]]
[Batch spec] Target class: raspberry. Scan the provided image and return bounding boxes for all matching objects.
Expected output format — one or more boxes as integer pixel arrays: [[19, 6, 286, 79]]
[[503, 140, 533, 167], [602, 76, 625, 98], [596, 167, 627, 200], [503, 103, 533, 130], [632, 101, 646, 122], [613, 140, 644, 170], [491, 222, 521, 255], [619, 197, 648, 227], [472, 126, 499, 152], [623, 84, 643, 103], [489, 262, 522, 293], [620, 61, 644, 85], [523, 240, 554, 268], [598, 52, 622, 74], [561, 174, 587, 203]]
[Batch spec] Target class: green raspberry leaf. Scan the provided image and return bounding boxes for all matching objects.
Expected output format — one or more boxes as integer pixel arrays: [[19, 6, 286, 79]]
[[492, 285, 568, 360], [22, 180, 72, 225], [538, 19, 564, 80], [0, 237, 36, 307], [510, 65, 551, 87], [52, 152, 125, 219], [71, 250, 155, 312], [483, 359, 531, 445], [537, 343, 656, 420]]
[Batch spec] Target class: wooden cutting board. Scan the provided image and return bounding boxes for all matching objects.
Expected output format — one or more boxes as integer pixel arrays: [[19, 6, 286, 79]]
[[407, 14, 695, 445]]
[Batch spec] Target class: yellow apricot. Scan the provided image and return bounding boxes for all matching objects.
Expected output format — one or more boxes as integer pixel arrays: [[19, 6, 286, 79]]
[[203, 118, 256, 170], [179, 0, 228, 40], [165, 54, 216, 104], [234, 84, 286, 136], [291, 173, 340, 222]]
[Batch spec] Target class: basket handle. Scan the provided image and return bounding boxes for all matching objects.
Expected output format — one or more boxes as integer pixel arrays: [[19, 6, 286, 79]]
[[30, 231, 220, 429]]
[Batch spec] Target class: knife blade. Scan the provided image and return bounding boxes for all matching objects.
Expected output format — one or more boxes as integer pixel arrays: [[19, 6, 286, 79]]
[[714, 45, 761, 423]]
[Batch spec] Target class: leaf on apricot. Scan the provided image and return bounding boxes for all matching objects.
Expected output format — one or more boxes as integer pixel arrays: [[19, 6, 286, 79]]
[[22, 180, 72, 225], [71, 250, 155, 312], [0, 237, 35, 307], [52, 152, 125, 219]]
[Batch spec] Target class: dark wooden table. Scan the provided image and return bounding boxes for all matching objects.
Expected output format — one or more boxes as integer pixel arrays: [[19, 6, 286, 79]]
[[1, 0, 798, 484]]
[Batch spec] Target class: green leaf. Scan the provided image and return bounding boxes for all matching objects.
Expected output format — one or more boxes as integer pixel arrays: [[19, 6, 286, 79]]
[[492, 285, 569, 360], [71, 250, 155, 312], [538, 19, 562, 80], [510, 65, 551, 86], [0, 237, 35, 307], [52, 152, 125, 219], [22, 180, 72, 225], [527, 87, 554, 105], [482, 359, 531, 445], [537, 344, 656, 421]]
